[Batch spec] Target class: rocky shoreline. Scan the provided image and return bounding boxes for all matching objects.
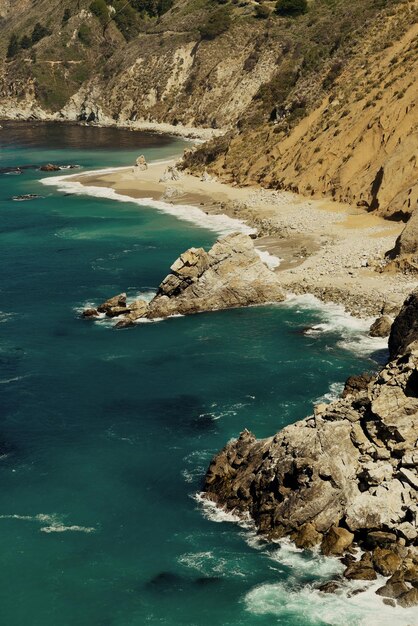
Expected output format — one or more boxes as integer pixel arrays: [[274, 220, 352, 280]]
[[202, 289, 418, 607], [82, 233, 285, 326]]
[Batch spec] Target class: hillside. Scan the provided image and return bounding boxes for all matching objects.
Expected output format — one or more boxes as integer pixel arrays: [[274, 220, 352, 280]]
[[0, 0, 417, 223]]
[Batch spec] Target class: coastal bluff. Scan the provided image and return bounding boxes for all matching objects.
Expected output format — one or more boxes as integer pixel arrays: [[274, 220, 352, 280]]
[[203, 289, 418, 606], [82, 233, 285, 325]]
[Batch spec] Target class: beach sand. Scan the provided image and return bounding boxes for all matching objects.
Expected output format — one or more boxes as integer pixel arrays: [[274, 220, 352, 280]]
[[69, 159, 417, 318]]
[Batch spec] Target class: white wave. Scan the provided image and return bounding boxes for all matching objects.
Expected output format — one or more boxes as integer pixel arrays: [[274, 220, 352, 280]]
[[194, 492, 254, 528], [282, 294, 388, 359], [244, 578, 417, 626], [316, 381, 345, 404], [0, 513, 95, 534], [40, 524, 95, 534], [40, 173, 256, 236], [269, 539, 344, 579], [255, 248, 282, 270], [178, 550, 246, 578], [0, 375, 27, 385]]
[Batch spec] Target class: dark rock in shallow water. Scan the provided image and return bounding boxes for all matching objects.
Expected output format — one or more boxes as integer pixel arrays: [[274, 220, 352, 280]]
[[145, 572, 185, 593], [82, 308, 99, 319], [397, 587, 418, 607], [318, 581, 341, 594], [12, 194, 43, 202], [39, 163, 60, 172]]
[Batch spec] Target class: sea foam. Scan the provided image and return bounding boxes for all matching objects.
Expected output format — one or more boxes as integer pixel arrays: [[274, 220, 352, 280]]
[[39, 169, 284, 269], [282, 294, 388, 360]]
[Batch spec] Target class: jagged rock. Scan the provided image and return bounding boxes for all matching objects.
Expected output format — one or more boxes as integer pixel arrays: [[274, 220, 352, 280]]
[[82, 308, 99, 318], [146, 233, 285, 319], [321, 526, 354, 556], [318, 581, 341, 594], [389, 287, 418, 358], [376, 580, 409, 598], [114, 300, 148, 328], [292, 522, 323, 549], [342, 373, 373, 398], [372, 547, 402, 576], [159, 165, 181, 182], [344, 559, 377, 581], [369, 315, 392, 338], [135, 155, 148, 171], [203, 289, 418, 587], [40, 163, 60, 172], [97, 293, 127, 315], [397, 587, 418, 608]]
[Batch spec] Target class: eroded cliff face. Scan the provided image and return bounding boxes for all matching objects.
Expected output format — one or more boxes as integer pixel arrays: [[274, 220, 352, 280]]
[[1, 0, 417, 223], [186, 1, 418, 221]]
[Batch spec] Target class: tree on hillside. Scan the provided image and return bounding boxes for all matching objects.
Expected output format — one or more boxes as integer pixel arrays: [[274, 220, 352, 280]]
[[62, 8, 72, 24], [6, 34, 19, 58], [275, 0, 307, 16]]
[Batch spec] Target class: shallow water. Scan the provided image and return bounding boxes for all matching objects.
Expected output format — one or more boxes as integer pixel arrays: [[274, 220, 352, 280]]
[[0, 122, 408, 626]]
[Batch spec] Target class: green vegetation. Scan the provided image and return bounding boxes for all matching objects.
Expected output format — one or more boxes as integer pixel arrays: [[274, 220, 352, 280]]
[[254, 3, 271, 18], [31, 23, 51, 45], [89, 0, 109, 23], [20, 35, 32, 49], [275, 0, 307, 16], [62, 8, 72, 24], [199, 6, 232, 39], [111, 0, 142, 40], [78, 23, 92, 45], [6, 34, 19, 59]]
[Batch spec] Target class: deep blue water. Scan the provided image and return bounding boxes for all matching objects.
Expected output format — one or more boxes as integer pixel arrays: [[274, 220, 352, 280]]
[[0, 122, 395, 625]]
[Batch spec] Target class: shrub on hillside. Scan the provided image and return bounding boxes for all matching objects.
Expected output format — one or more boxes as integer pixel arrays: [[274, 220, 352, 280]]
[[89, 0, 109, 23], [199, 6, 232, 39], [31, 23, 51, 45], [255, 3, 271, 18], [78, 23, 92, 45], [6, 33, 19, 58], [62, 8, 72, 24], [275, 0, 307, 16], [20, 35, 32, 49]]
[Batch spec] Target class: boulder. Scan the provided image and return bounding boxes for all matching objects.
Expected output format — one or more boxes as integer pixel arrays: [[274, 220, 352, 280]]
[[114, 300, 148, 328], [82, 308, 99, 318], [97, 293, 127, 314], [342, 372, 373, 398], [372, 547, 402, 576], [135, 155, 148, 171], [321, 526, 354, 556], [40, 163, 60, 172], [376, 580, 409, 599], [292, 522, 322, 549], [369, 315, 392, 338], [397, 587, 418, 608], [159, 165, 181, 182]]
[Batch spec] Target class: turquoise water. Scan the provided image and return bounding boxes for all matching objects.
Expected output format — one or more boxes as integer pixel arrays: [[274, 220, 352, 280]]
[[0, 122, 391, 625]]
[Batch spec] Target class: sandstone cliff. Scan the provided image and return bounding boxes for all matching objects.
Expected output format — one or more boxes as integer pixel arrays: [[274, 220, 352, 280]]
[[1, 0, 417, 226]]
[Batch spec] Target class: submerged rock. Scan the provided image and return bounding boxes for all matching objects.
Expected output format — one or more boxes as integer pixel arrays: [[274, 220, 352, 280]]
[[39, 163, 60, 172]]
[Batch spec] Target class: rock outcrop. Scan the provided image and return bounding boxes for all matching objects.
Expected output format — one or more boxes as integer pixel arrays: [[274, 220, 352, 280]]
[[203, 289, 418, 604], [146, 233, 285, 318], [389, 287, 418, 359], [82, 233, 285, 325]]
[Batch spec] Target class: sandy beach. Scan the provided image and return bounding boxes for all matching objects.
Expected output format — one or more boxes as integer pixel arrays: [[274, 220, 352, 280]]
[[68, 158, 417, 319]]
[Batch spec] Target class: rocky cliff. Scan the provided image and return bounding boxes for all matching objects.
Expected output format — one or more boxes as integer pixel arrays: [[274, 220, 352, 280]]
[[1, 0, 417, 226], [203, 289, 418, 604]]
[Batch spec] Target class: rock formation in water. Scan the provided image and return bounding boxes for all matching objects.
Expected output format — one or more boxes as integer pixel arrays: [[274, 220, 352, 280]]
[[203, 289, 418, 605], [82, 233, 285, 325]]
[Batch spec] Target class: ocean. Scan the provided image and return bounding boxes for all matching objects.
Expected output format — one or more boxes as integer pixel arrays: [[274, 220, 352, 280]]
[[0, 121, 409, 626]]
